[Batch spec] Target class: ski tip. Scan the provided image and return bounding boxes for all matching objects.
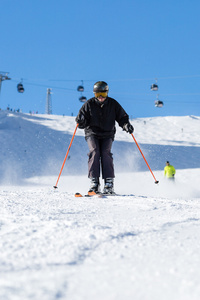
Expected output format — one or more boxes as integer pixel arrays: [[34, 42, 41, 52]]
[[88, 191, 105, 198], [155, 181, 159, 184], [88, 191, 98, 196], [75, 193, 83, 197]]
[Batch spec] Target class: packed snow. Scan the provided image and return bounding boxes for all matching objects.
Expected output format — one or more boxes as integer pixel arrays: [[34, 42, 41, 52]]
[[0, 110, 200, 300]]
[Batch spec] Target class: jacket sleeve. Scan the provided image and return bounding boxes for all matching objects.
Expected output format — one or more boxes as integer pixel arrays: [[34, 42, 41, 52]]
[[115, 101, 129, 128], [75, 103, 90, 129], [172, 166, 176, 175], [164, 167, 167, 176]]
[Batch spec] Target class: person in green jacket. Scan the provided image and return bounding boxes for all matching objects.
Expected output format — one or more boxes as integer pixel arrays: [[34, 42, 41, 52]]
[[164, 161, 176, 180]]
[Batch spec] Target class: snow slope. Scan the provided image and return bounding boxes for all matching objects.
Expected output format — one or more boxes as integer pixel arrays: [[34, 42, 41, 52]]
[[0, 111, 200, 300]]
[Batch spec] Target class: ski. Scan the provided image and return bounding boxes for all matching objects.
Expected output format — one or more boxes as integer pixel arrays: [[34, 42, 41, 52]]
[[74, 192, 117, 198], [75, 192, 105, 198]]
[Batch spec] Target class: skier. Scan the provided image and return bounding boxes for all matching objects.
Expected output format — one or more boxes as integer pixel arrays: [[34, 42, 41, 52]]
[[164, 161, 176, 180], [75, 81, 134, 195]]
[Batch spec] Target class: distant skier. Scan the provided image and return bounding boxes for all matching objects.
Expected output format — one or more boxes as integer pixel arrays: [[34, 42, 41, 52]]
[[164, 161, 176, 180], [75, 81, 134, 195]]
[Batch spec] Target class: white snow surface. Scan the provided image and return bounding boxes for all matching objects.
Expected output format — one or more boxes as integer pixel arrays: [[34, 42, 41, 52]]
[[0, 111, 200, 300]]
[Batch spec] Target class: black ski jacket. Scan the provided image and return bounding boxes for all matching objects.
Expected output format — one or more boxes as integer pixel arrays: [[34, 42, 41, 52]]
[[75, 97, 130, 139]]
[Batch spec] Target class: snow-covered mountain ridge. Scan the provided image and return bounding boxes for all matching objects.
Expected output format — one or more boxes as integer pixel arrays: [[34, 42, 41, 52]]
[[0, 111, 200, 184]]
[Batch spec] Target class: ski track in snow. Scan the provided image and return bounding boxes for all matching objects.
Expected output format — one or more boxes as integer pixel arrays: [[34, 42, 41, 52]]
[[1, 111, 200, 300], [1, 186, 200, 300]]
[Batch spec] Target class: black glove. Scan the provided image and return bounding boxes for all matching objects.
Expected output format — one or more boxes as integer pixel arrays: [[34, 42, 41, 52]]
[[77, 123, 85, 129], [123, 123, 134, 134], [75, 113, 87, 129]]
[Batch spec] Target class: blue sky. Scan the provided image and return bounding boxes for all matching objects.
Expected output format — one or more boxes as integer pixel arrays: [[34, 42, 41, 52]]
[[0, 0, 200, 118]]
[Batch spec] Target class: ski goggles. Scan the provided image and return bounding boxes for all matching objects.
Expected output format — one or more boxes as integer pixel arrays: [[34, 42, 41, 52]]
[[94, 92, 108, 98]]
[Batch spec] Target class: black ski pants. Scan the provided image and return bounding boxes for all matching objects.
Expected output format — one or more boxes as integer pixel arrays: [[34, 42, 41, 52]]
[[86, 136, 115, 179]]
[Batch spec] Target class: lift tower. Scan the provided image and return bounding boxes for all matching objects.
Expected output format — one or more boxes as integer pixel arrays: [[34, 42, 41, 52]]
[[0, 72, 11, 102], [45, 88, 52, 115]]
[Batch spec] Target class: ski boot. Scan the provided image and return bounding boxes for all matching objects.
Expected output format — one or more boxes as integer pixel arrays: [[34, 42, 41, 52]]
[[103, 178, 115, 195], [88, 177, 100, 196]]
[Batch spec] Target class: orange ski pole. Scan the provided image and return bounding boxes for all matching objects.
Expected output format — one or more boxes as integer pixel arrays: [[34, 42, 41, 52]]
[[54, 123, 79, 189], [131, 133, 159, 184]]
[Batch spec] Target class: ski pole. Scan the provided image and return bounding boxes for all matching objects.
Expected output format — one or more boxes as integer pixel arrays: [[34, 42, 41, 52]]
[[131, 133, 159, 184], [54, 123, 79, 189]]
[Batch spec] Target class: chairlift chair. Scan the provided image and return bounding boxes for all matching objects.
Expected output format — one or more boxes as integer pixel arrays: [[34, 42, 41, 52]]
[[77, 80, 84, 92], [17, 83, 25, 93], [77, 85, 84, 92], [151, 78, 158, 91], [79, 96, 87, 102], [155, 100, 164, 107], [151, 83, 158, 91]]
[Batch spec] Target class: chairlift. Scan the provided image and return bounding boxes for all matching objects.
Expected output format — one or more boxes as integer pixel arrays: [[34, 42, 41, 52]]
[[77, 80, 84, 92], [77, 85, 84, 92], [17, 83, 25, 93], [155, 100, 164, 107], [151, 83, 158, 91], [79, 96, 87, 102], [155, 94, 163, 107], [151, 78, 158, 91]]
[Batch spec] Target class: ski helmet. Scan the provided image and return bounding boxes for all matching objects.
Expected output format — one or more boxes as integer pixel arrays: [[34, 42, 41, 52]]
[[93, 81, 109, 93]]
